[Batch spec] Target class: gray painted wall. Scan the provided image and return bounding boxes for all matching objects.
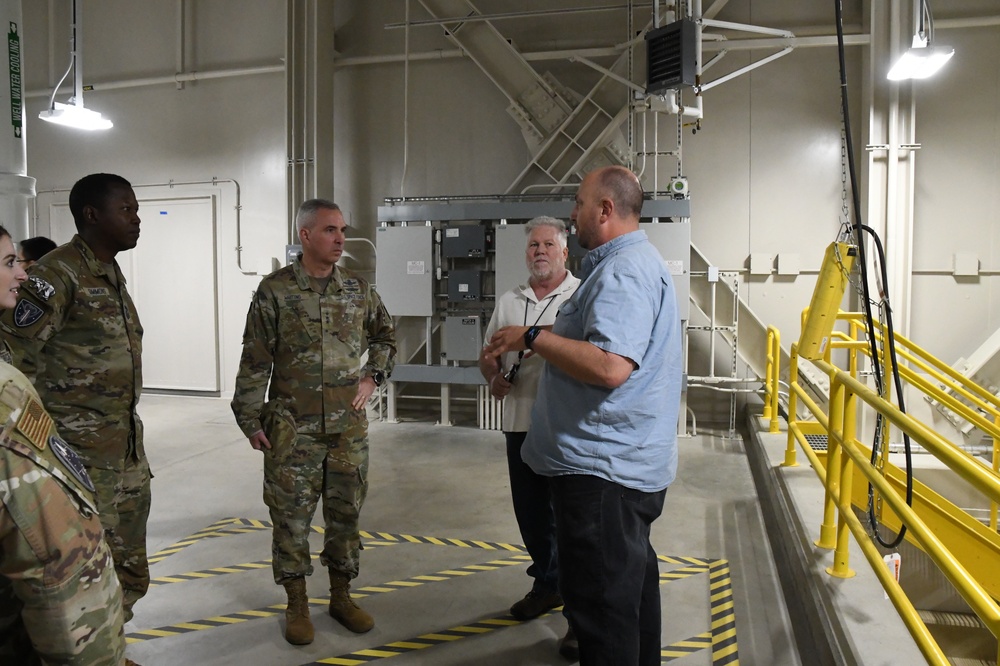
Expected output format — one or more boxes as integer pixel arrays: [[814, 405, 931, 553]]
[[17, 1, 1000, 397]]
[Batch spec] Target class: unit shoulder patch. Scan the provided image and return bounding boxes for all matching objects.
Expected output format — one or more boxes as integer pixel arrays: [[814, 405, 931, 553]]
[[27, 275, 55, 301], [49, 436, 95, 492], [13, 299, 44, 328]]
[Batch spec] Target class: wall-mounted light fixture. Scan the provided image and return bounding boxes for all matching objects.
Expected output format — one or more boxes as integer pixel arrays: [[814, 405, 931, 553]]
[[38, 0, 113, 130], [887, 0, 954, 81]]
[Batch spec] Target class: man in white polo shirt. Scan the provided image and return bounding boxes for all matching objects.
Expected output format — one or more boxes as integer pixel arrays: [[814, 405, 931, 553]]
[[479, 216, 579, 648]]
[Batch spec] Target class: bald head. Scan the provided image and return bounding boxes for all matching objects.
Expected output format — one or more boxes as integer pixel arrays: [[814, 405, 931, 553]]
[[595, 166, 643, 221], [571, 166, 644, 250]]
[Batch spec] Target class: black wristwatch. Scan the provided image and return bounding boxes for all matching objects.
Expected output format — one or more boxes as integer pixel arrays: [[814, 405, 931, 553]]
[[524, 326, 542, 350], [369, 370, 386, 386]]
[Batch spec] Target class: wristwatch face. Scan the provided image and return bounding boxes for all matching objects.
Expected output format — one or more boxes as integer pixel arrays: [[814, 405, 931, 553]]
[[372, 370, 385, 386]]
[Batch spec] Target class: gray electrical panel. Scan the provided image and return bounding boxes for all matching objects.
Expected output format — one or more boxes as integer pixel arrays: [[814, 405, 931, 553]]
[[444, 315, 483, 361], [494, 224, 528, 302], [442, 225, 487, 258], [375, 225, 435, 317], [285, 244, 302, 265], [643, 221, 691, 320], [448, 269, 482, 303]]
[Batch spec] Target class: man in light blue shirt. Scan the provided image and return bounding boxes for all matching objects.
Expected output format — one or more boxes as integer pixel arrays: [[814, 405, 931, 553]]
[[485, 165, 682, 665]]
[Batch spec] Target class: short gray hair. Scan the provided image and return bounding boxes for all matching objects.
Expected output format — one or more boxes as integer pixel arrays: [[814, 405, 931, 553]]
[[296, 198, 341, 233], [524, 216, 568, 248]]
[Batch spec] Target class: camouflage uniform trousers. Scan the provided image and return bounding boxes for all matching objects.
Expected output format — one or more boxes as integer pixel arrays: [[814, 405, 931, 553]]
[[0, 541, 126, 665], [88, 453, 152, 623], [262, 410, 369, 585]]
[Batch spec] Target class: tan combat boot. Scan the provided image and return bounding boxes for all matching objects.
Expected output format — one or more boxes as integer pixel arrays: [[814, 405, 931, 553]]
[[282, 577, 315, 645], [328, 570, 374, 633]]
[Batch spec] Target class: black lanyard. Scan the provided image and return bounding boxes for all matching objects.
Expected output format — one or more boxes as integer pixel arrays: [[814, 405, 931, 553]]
[[511, 290, 557, 368], [523, 290, 557, 327]]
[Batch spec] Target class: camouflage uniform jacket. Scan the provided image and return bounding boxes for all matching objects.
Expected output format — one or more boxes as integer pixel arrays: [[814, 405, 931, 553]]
[[0, 361, 126, 665], [232, 259, 396, 437], [0, 235, 144, 470]]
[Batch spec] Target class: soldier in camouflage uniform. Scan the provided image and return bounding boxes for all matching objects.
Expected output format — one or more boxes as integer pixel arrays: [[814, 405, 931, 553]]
[[0, 361, 128, 665], [0, 174, 150, 632], [0, 225, 128, 665], [232, 199, 395, 646]]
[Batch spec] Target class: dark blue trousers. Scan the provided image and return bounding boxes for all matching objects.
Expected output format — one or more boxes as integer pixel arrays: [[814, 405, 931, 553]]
[[550, 474, 666, 666], [505, 432, 559, 593]]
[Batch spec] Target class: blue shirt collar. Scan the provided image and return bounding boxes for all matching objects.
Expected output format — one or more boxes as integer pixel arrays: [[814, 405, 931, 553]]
[[579, 229, 647, 280]]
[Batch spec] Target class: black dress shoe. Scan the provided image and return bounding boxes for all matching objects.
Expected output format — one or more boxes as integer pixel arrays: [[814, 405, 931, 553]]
[[509, 588, 563, 620]]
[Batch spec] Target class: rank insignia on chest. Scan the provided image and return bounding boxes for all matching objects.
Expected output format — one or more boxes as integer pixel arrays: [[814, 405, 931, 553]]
[[49, 435, 95, 492], [13, 300, 44, 328], [28, 276, 56, 300], [16, 398, 52, 449]]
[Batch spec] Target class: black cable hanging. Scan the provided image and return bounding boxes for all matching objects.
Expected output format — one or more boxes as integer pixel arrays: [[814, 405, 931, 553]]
[[834, 0, 914, 549]]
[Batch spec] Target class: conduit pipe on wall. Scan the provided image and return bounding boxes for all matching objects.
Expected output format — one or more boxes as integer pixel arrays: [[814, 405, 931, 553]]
[[1, 0, 35, 241], [137, 178, 254, 275], [36, 177, 255, 275], [175, 0, 185, 90], [24, 64, 284, 98]]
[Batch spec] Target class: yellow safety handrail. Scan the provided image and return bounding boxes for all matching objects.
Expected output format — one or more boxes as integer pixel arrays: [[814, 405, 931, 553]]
[[764, 326, 781, 433], [769, 313, 1000, 665]]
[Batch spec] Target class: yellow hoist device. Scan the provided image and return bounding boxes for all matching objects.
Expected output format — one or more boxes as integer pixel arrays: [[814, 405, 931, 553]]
[[797, 242, 857, 360]]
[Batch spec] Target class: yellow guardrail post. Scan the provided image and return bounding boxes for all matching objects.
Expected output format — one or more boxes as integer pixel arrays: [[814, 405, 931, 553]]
[[993, 413, 999, 534], [783, 342, 800, 467], [847, 318, 858, 378], [763, 327, 774, 421], [817, 373, 842, 551], [828, 374, 856, 578], [765, 326, 781, 433]]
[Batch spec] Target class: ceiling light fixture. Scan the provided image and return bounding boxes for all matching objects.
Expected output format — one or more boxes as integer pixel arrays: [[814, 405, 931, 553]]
[[887, 0, 954, 81], [38, 0, 113, 130]]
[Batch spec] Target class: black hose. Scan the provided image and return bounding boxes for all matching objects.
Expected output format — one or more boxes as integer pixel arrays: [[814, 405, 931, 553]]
[[835, 0, 912, 548]]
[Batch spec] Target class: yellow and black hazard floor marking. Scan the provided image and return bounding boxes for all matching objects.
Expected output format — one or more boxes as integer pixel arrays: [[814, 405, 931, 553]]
[[299, 611, 528, 665], [149, 542, 400, 587], [356, 530, 525, 552], [149, 518, 526, 566], [147, 516, 247, 564], [127, 553, 533, 644], [139, 518, 739, 664], [653, 554, 738, 665], [708, 559, 739, 665], [662, 631, 713, 661]]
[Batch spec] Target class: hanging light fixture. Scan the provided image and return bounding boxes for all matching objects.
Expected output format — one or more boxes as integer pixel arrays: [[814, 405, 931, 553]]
[[38, 0, 113, 130], [887, 0, 954, 81]]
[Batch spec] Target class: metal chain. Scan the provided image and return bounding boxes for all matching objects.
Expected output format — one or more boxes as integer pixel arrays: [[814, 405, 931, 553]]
[[839, 107, 852, 241], [676, 107, 683, 177]]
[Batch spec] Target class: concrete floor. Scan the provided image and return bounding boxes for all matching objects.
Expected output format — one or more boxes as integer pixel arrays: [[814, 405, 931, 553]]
[[124, 395, 799, 666]]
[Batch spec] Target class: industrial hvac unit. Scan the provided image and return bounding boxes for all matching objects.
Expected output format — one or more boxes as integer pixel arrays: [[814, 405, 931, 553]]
[[645, 19, 697, 94]]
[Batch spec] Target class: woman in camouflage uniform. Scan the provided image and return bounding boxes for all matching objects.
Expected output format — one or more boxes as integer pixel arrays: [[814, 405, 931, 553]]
[[0, 225, 129, 665]]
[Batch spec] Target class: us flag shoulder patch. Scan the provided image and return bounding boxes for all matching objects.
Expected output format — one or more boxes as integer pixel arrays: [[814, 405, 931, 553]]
[[16, 398, 52, 450]]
